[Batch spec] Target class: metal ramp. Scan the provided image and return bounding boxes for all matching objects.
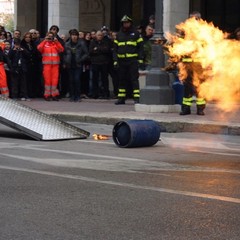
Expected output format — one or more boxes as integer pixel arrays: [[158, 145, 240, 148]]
[[0, 96, 90, 140]]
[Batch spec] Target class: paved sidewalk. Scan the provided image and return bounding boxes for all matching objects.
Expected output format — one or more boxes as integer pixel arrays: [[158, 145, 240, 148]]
[[21, 98, 240, 136]]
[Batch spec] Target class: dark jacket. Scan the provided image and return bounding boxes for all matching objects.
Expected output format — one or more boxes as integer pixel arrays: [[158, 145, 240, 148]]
[[8, 47, 30, 73], [64, 39, 88, 68], [0, 48, 10, 67], [89, 38, 111, 65], [113, 26, 144, 62]]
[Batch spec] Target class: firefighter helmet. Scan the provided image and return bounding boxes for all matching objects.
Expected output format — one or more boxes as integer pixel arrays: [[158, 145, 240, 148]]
[[121, 15, 132, 23]]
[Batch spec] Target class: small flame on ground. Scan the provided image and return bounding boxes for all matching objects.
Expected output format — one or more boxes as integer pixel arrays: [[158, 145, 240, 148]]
[[166, 18, 240, 111], [92, 134, 111, 140]]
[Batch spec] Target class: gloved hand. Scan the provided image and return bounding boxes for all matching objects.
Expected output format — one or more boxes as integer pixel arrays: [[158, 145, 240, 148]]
[[138, 60, 145, 70], [113, 61, 119, 70]]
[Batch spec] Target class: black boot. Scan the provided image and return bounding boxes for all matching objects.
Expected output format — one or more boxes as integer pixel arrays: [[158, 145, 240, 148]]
[[180, 105, 191, 115], [115, 98, 125, 105], [197, 105, 205, 116]]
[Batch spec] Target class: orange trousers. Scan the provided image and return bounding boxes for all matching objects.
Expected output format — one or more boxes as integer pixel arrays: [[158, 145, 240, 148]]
[[0, 63, 9, 98], [43, 64, 60, 97]]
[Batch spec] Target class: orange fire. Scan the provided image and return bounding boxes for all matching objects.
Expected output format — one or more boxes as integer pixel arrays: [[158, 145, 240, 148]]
[[166, 18, 240, 111], [92, 134, 111, 140]]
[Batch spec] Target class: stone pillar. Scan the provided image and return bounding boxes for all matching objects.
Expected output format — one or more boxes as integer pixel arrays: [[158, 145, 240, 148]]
[[48, 0, 80, 35], [137, 0, 176, 113]]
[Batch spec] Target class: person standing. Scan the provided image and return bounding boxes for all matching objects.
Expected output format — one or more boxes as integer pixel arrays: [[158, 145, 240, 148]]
[[11, 30, 22, 48], [113, 15, 144, 104], [89, 30, 111, 99], [64, 29, 88, 102], [8, 38, 29, 100], [3, 40, 11, 96], [0, 42, 10, 98], [21, 32, 42, 98], [37, 32, 64, 101], [141, 24, 154, 71]]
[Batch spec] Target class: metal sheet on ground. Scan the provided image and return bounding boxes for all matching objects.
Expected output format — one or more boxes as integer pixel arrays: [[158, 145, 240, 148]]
[[0, 97, 90, 140]]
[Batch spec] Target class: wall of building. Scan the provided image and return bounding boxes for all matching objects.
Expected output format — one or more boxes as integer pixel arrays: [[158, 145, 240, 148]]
[[15, 0, 191, 37], [15, 0, 37, 33], [79, 0, 111, 32], [163, 0, 190, 34], [48, 0, 79, 36]]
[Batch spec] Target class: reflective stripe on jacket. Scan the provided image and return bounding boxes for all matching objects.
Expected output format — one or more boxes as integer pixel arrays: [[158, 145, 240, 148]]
[[113, 27, 144, 62]]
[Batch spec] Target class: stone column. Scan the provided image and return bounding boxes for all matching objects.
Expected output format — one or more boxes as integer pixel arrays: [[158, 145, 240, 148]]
[[137, 0, 176, 113], [48, 0, 80, 35]]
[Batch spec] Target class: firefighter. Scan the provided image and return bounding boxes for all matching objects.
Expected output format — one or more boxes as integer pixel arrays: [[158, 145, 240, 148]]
[[179, 58, 206, 115], [113, 15, 144, 104], [179, 11, 206, 116], [37, 32, 64, 101], [0, 42, 10, 98]]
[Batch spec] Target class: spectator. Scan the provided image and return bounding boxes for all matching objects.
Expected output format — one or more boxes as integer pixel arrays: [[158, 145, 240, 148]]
[[21, 31, 42, 98], [81, 31, 91, 99], [109, 31, 119, 97], [49, 25, 66, 98], [64, 29, 88, 102], [11, 30, 22, 47], [37, 31, 64, 101], [0, 31, 7, 42], [89, 30, 111, 99], [3, 40, 11, 96], [28, 29, 43, 98], [29, 29, 42, 46], [137, 25, 144, 36], [0, 42, 10, 98], [90, 29, 97, 40], [60, 34, 67, 42], [6, 31, 12, 42], [141, 24, 154, 71], [49, 25, 64, 47], [79, 31, 85, 40], [148, 15, 155, 29], [8, 38, 29, 100]]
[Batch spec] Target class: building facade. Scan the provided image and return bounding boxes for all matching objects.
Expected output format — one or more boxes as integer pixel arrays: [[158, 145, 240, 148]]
[[15, 0, 240, 37]]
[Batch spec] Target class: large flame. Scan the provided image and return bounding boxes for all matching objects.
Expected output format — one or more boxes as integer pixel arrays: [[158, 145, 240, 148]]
[[166, 18, 240, 111]]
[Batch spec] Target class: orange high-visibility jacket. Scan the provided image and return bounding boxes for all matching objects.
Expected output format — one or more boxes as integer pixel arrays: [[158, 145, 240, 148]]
[[37, 40, 64, 64]]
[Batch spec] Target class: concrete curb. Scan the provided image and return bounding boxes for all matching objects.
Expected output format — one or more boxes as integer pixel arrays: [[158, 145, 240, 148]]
[[50, 112, 240, 136]]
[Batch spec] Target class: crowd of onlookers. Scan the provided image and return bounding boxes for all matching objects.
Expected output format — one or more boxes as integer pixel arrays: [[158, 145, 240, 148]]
[[0, 15, 155, 102], [1, 14, 239, 103]]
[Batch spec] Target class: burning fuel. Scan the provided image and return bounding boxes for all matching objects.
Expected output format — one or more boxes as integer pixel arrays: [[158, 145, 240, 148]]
[[166, 18, 240, 111], [92, 134, 111, 140]]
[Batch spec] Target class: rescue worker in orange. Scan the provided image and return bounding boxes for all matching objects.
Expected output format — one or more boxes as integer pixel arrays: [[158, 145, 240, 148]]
[[0, 42, 10, 98], [37, 32, 64, 101]]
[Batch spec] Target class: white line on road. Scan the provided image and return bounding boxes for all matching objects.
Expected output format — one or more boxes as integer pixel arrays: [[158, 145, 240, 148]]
[[0, 165, 239, 204]]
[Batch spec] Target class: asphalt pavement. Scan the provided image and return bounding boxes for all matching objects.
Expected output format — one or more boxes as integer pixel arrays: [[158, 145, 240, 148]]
[[21, 98, 240, 136]]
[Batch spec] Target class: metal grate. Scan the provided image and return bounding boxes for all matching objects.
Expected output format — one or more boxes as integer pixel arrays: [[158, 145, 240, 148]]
[[0, 97, 90, 140]]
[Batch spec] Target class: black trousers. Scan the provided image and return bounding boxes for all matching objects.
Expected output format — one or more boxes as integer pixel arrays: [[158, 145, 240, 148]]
[[92, 63, 109, 98], [11, 69, 28, 98], [117, 60, 139, 99]]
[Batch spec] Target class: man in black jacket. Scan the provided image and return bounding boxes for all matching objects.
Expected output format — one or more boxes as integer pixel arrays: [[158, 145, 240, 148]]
[[113, 15, 144, 104], [89, 30, 111, 99], [64, 29, 88, 102]]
